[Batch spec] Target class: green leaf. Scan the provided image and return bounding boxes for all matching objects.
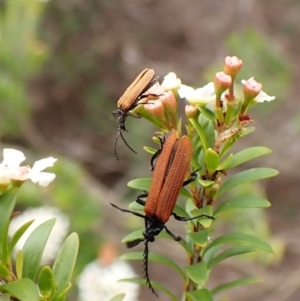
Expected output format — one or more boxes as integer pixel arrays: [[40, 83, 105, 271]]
[[190, 206, 214, 228], [225, 147, 272, 170], [188, 230, 210, 247], [121, 252, 186, 280], [211, 277, 261, 295], [119, 278, 179, 301], [52, 233, 79, 301], [190, 118, 208, 153], [38, 266, 55, 298], [185, 288, 214, 301], [8, 220, 34, 256], [128, 178, 151, 191], [205, 148, 220, 173], [173, 204, 190, 218], [0, 278, 39, 301], [214, 195, 271, 215], [143, 146, 156, 155], [122, 229, 143, 244], [0, 264, 11, 281], [108, 294, 126, 301], [203, 245, 220, 264], [15, 250, 23, 279], [198, 106, 216, 122], [0, 189, 17, 264], [204, 233, 273, 255], [207, 246, 255, 269], [198, 179, 215, 188], [184, 262, 207, 285], [22, 218, 56, 280], [215, 168, 279, 197], [217, 153, 233, 170]]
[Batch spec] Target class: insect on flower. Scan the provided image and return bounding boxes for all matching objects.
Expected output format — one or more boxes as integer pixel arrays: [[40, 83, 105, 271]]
[[112, 68, 158, 160], [111, 131, 214, 296]]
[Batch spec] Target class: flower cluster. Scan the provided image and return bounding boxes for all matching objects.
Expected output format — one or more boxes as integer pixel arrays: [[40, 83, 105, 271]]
[[0, 148, 56, 192], [132, 56, 275, 134]]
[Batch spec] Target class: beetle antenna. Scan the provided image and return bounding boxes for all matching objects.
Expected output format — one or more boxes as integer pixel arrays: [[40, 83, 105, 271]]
[[114, 128, 137, 160], [119, 129, 137, 154], [114, 130, 121, 160], [143, 240, 158, 297]]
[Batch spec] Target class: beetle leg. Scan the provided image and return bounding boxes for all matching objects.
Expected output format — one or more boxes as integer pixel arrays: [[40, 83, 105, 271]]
[[172, 212, 215, 221]]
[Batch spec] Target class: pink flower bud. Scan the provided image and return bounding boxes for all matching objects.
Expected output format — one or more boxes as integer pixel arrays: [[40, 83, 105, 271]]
[[242, 78, 262, 101], [160, 91, 177, 113], [214, 72, 232, 95], [224, 56, 243, 77], [144, 100, 166, 121], [185, 105, 198, 118]]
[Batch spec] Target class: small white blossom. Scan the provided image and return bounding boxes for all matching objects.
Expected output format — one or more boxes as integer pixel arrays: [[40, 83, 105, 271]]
[[241, 79, 275, 103], [161, 72, 181, 90], [178, 82, 216, 105], [253, 90, 275, 103], [9, 206, 70, 264], [0, 148, 57, 187], [77, 259, 140, 301]]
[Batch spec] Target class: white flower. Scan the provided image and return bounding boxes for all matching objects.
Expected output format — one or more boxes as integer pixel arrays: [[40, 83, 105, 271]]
[[77, 259, 140, 301], [0, 148, 57, 187], [9, 206, 70, 264], [161, 72, 181, 90], [253, 90, 275, 103], [241, 79, 275, 103], [178, 82, 216, 105]]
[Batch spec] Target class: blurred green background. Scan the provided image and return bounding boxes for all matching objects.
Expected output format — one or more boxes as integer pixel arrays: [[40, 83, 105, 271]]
[[1, 0, 299, 300]]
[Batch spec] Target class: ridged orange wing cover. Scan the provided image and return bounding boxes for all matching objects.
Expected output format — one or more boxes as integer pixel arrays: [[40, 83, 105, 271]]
[[156, 136, 193, 223], [144, 131, 179, 217], [117, 69, 155, 110]]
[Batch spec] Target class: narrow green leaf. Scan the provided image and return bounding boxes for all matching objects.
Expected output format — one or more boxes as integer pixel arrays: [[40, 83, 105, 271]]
[[128, 201, 144, 211], [185, 288, 214, 301], [38, 266, 55, 298], [207, 246, 255, 269], [188, 230, 210, 247], [120, 252, 186, 280], [202, 245, 220, 264], [225, 147, 272, 170], [184, 262, 207, 285], [0, 189, 17, 264], [214, 195, 271, 215], [128, 178, 151, 191], [15, 250, 23, 279], [211, 277, 261, 295], [22, 219, 56, 280], [205, 148, 220, 173], [8, 220, 34, 255], [204, 233, 273, 255], [198, 106, 216, 122], [198, 179, 215, 188], [215, 168, 279, 198], [143, 146, 156, 155], [217, 153, 234, 170], [0, 264, 11, 281], [190, 206, 214, 228], [0, 278, 39, 301], [52, 233, 79, 300], [119, 277, 179, 301], [190, 118, 208, 153], [122, 229, 143, 244], [108, 294, 125, 301]]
